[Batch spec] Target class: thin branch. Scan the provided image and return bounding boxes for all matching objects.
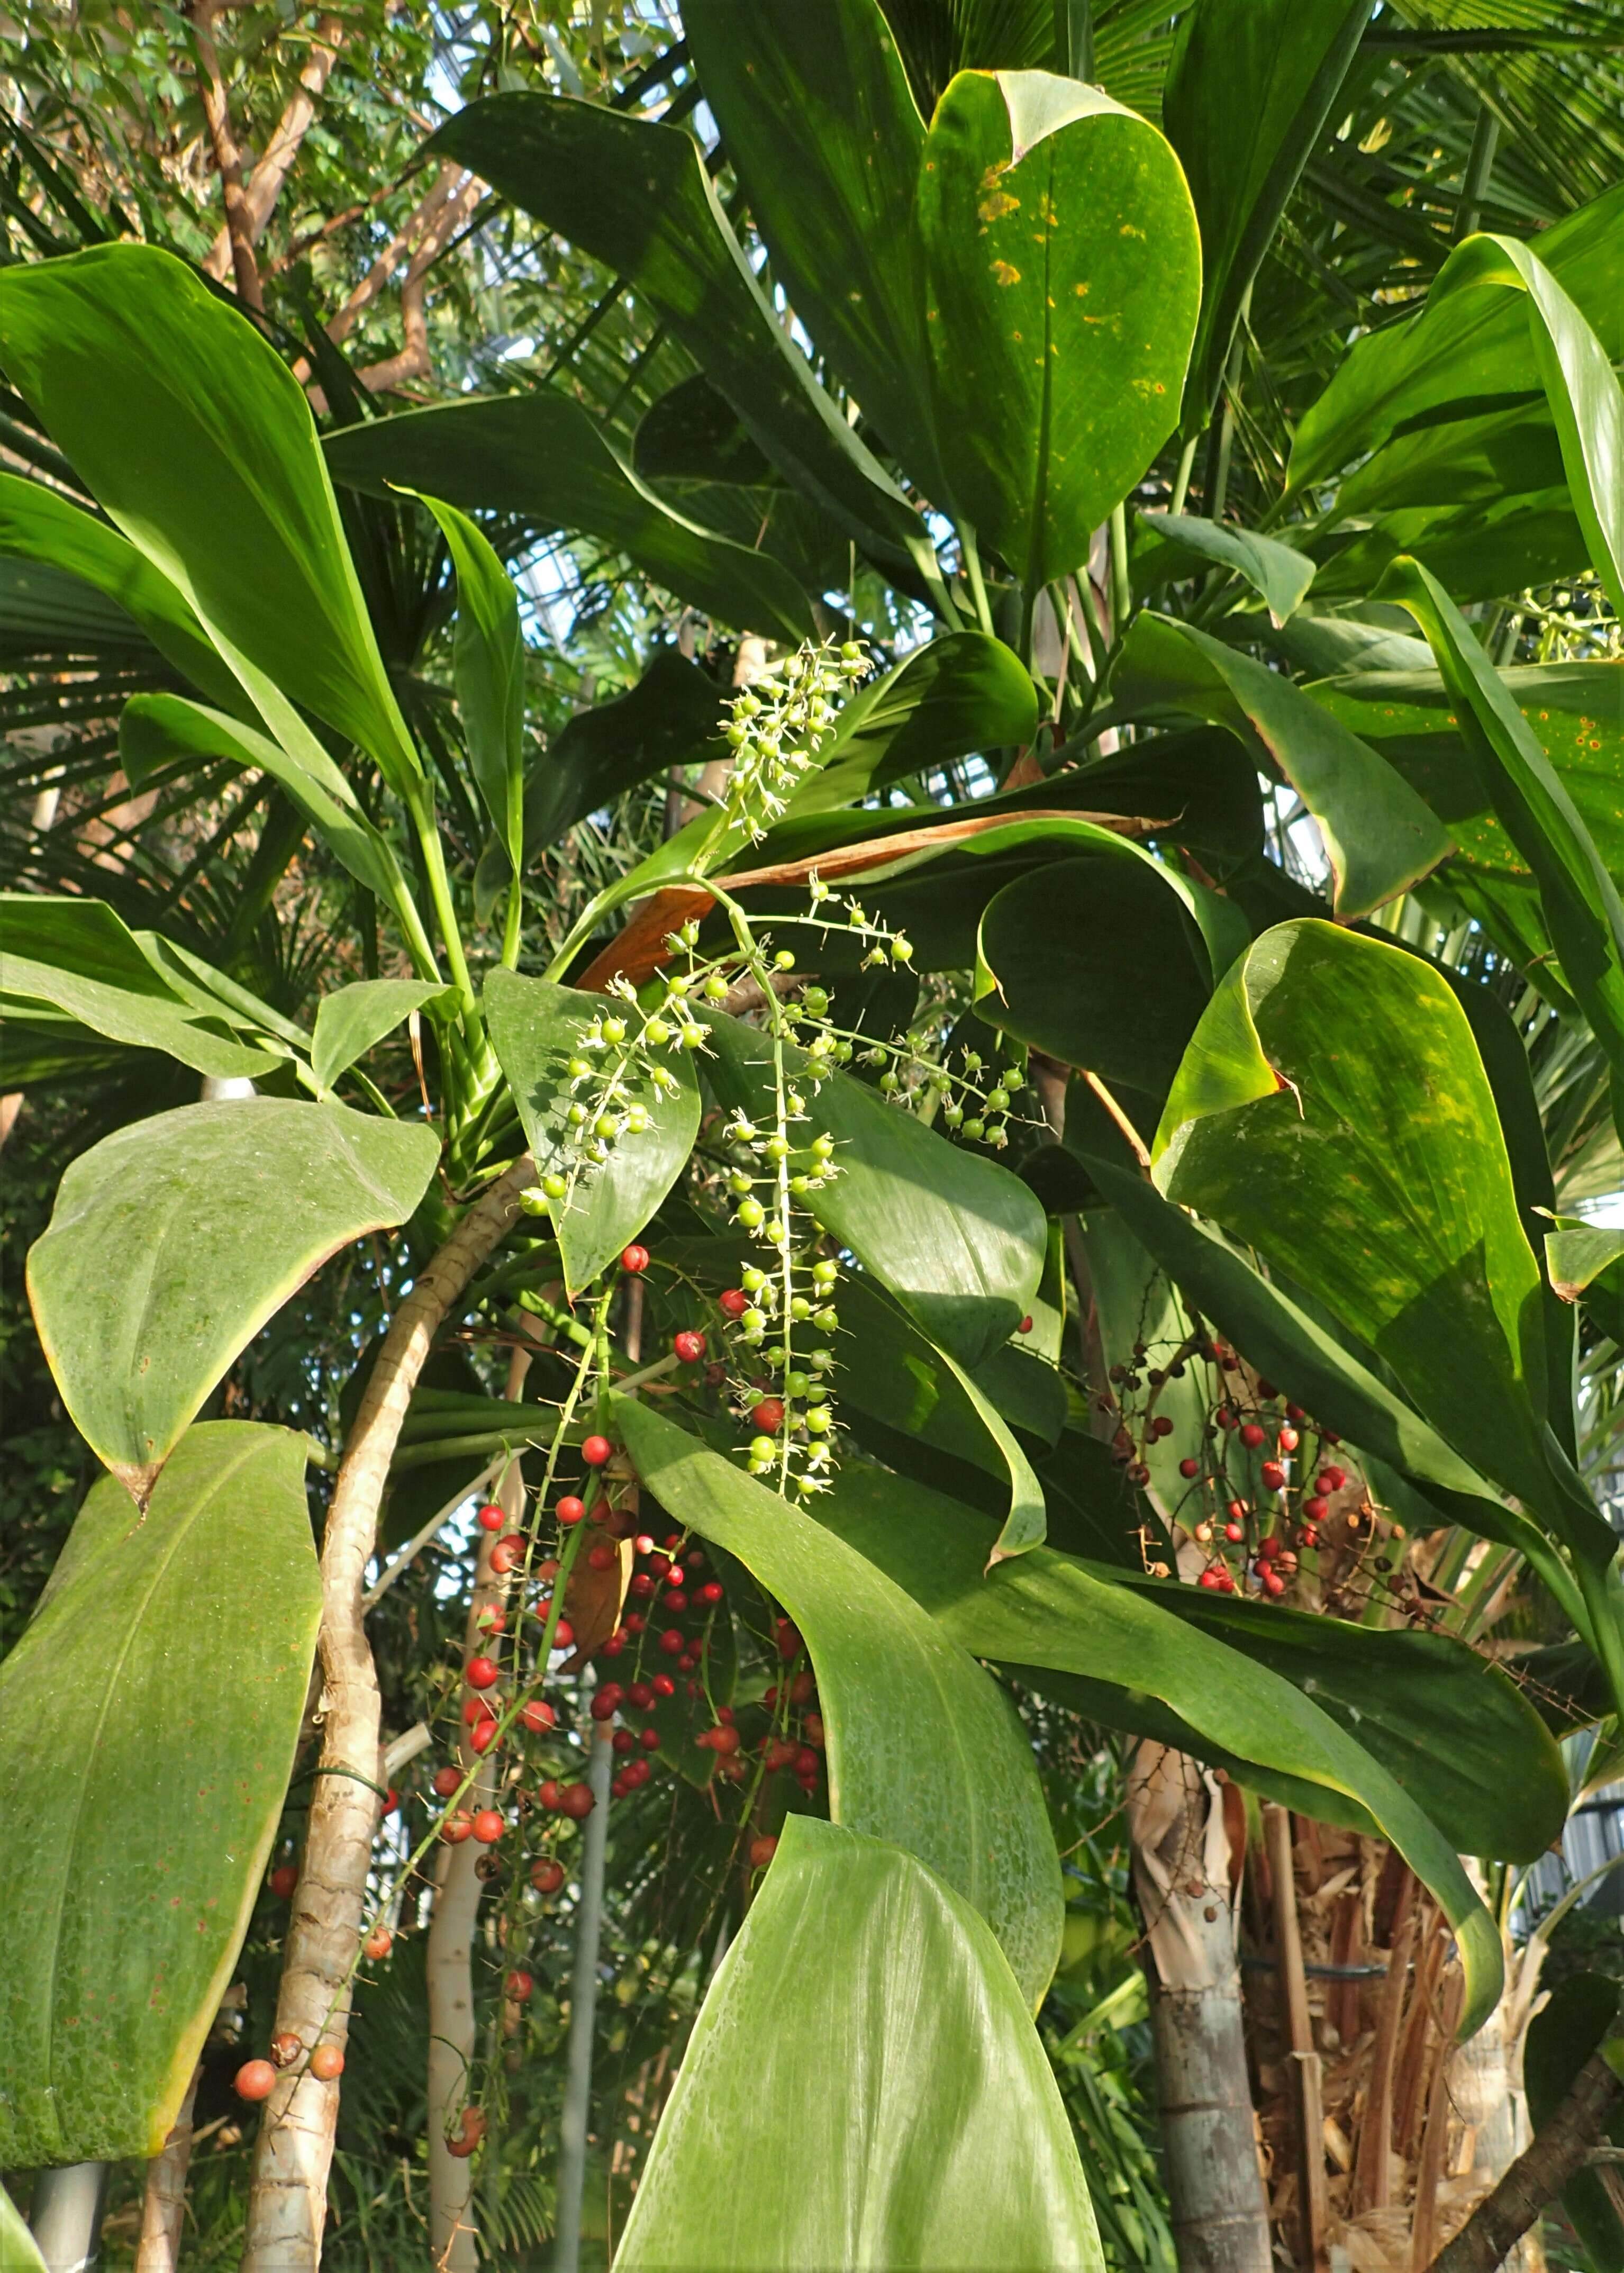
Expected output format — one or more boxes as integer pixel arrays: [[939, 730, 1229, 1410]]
[[188, 1, 262, 308], [1427, 2045, 1622, 2273], [202, 11, 347, 280]]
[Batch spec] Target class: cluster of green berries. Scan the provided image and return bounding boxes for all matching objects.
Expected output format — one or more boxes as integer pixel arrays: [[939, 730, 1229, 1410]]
[[875, 1040, 1030, 1147], [719, 641, 868, 836]]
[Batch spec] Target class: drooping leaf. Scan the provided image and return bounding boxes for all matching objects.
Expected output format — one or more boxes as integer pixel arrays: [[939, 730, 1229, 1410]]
[[1163, 0, 1372, 433], [311, 979, 451, 1098], [917, 70, 1200, 590], [0, 244, 420, 790], [484, 968, 700, 1294], [700, 1009, 1046, 1368], [429, 95, 932, 584], [1133, 509, 1315, 624], [521, 647, 729, 854], [632, 373, 774, 486], [686, 0, 945, 500], [614, 1818, 1100, 2273], [324, 394, 815, 641], [0, 893, 281, 1087], [0, 467, 239, 705], [814, 1460, 1503, 2033], [0, 1424, 321, 2163], [614, 1398, 1063, 2006], [411, 493, 525, 874], [1115, 611, 1451, 916], [28, 1101, 440, 1499]]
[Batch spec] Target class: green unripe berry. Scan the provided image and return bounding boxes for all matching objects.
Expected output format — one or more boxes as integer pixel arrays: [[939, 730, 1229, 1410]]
[[765, 1135, 790, 1162], [568, 1057, 592, 1081], [741, 1266, 766, 1292], [790, 1296, 812, 1320], [878, 1071, 899, 1095], [705, 972, 730, 1001], [567, 1102, 588, 1126], [741, 1307, 767, 1335], [737, 1198, 765, 1229], [811, 1132, 835, 1160], [595, 1112, 618, 1139], [750, 1435, 778, 1462], [625, 1104, 649, 1134], [805, 1405, 833, 1435], [643, 1016, 671, 1046], [773, 948, 795, 971], [802, 985, 829, 1015], [963, 1118, 985, 1143], [891, 937, 914, 964], [785, 1370, 810, 1398], [943, 1103, 964, 1128], [519, 1188, 550, 1217], [812, 1258, 838, 1287], [543, 1172, 568, 1200], [602, 1016, 627, 1045], [681, 1025, 706, 1049], [986, 1086, 1010, 1114], [809, 1348, 834, 1372]]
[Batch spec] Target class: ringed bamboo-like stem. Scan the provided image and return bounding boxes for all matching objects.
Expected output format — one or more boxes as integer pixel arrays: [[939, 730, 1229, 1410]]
[[239, 1155, 537, 2271]]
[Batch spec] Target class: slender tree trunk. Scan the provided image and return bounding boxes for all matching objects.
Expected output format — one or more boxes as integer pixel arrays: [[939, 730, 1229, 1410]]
[[135, 2066, 201, 2272], [1130, 1743, 1272, 2273], [1427, 2046, 1621, 2273], [554, 1710, 615, 2273], [29, 2163, 110, 2272], [240, 1157, 535, 2271]]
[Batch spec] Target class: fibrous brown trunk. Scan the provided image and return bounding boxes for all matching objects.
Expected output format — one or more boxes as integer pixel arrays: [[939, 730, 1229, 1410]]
[[240, 1156, 534, 2270], [1130, 1743, 1273, 2273]]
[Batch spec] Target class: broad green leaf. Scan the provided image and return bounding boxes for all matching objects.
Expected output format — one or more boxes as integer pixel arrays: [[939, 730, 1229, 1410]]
[[522, 647, 728, 852], [1548, 1218, 1624, 1307], [616, 1819, 1098, 2273], [1133, 509, 1315, 624], [324, 394, 814, 642], [311, 979, 450, 1097], [632, 373, 773, 486], [484, 967, 700, 1294], [836, 1272, 1047, 1559], [0, 1423, 321, 2162], [1290, 178, 1624, 491], [0, 2189, 46, 2272], [1308, 490, 1583, 613], [1155, 920, 1611, 1572], [1377, 560, 1624, 1131], [784, 630, 1040, 818], [814, 1460, 1502, 2033], [918, 70, 1200, 590], [0, 467, 239, 705], [412, 493, 525, 873], [1115, 611, 1451, 916], [428, 96, 933, 586], [700, 1009, 1046, 1368], [614, 1398, 1063, 2005], [0, 244, 420, 790], [686, 0, 945, 501], [28, 1101, 440, 1499], [1163, 0, 1372, 433], [0, 892, 280, 1086], [121, 693, 421, 927]]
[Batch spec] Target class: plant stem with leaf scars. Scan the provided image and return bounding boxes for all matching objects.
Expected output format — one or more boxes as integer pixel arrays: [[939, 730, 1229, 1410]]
[[1427, 2043, 1621, 2273], [240, 1154, 537, 2272]]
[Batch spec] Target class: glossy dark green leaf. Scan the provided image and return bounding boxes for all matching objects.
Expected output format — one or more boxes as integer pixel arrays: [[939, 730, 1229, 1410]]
[[0, 244, 420, 790], [784, 630, 1040, 818], [0, 467, 239, 704], [28, 1101, 440, 1500], [614, 1398, 1063, 2006], [814, 1459, 1502, 2033], [0, 1423, 321, 2163], [1163, 0, 1372, 433], [429, 96, 931, 584], [484, 967, 700, 1293], [615, 1818, 1100, 2273], [1115, 611, 1451, 916], [701, 1009, 1046, 1368], [324, 394, 813, 641], [686, 0, 944, 499], [1133, 509, 1315, 624], [310, 979, 450, 1097], [0, 892, 281, 1086], [836, 1272, 1047, 1559], [522, 648, 729, 853], [632, 374, 773, 487], [918, 70, 1200, 588], [413, 493, 525, 873]]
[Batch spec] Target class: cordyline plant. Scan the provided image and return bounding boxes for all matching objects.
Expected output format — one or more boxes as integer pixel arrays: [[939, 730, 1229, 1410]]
[[8, 3, 1624, 2268]]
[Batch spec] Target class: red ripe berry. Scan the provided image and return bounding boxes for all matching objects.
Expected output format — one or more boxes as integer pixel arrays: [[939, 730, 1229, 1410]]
[[587, 1541, 618, 1573], [538, 1779, 563, 1812], [556, 1496, 586, 1528], [1285, 1402, 1305, 1421], [1263, 1570, 1286, 1597], [442, 1813, 474, 1845], [520, 1699, 556, 1734], [666, 1593, 690, 1618], [652, 1673, 676, 1698], [713, 1725, 741, 1755], [433, 1765, 462, 1798], [674, 1330, 706, 1364], [613, 1729, 636, 1755], [490, 1537, 522, 1575], [777, 1622, 803, 1662], [751, 1398, 786, 1434], [640, 1726, 661, 1752], [1277, 1425, 1300, 1452], [235, 2059, 278, 2103], [463, 1696, 495, 1728], [1178, 1458, 1200, 1480], [620, 1243, 650, 1274], [469, 1718, 501, 1756], [1260, 1461, 1286, 1491], [1257, 1536, 1281, 1561], [1019, 1316, 1034, 1334], [1150, 1415, 1174, 1439], [1216, 1407, 1237, 1431], [1240, 1421, 1266, 1448], [611, 1771, 633, 1799], [1218, 1572, 1237, 1593], [630, 1573, 656, 1599], [1257, 1379, 1277, 1400], [471, 1809, 504, 1845], [625, 1613, 646, 1634], [1224, 1520, 1245, 1544], [804, 1713, 825, 1748], [658, 1629, 685, 1657], [697, 1581, 724, 1606], [1304, 1494, 1329, 1522], [551, 1618, 575, 1650], [558, 1782, 595, 1821], [663, 1565, 687, 1590], [466, 1656, 499, 1691], [505, 1969, 534, 2003], [1198, 1568, 1220, 1590], [676, 1652, 695, 1672], [447, 2107, 485, 2160], [532, 1859, 565, 1894], [1300, 1526, 1320, 1548], [310, 2043, 344, 2082], [363, 1926, 393, 1961], [476, 1502, 506, 1532], [600, 1632, 626, 1658], [1226, 1499, 1247, 1521], [794, 1747, 819, 1778], [269, 1863, 298, 1899], [720, 1289, 749, 1318], [477, 1606, 506, 1635], [627, 1681, 654, 1710], [582, 1435, 613, 1468], [1319, 1465, 1347, 1492], [749, 1834, 779, 1869], [590, 1682, 624, 1721]]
